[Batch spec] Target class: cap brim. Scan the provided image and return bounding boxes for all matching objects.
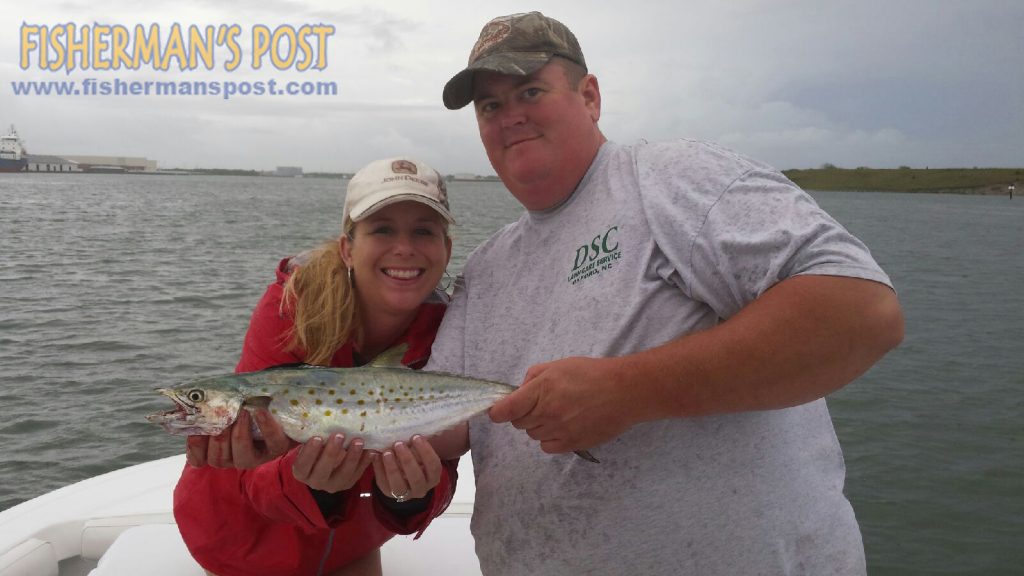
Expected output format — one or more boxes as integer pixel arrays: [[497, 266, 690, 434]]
[[351, 194, 456, 226], [442, 52, 554, 110]]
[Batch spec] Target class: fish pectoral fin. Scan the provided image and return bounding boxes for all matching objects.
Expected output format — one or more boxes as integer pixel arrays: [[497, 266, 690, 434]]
[[367, 343, 410, 369]]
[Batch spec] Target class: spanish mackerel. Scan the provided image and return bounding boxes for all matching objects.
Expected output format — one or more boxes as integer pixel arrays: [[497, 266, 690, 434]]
[[147, 344, 598, 462]]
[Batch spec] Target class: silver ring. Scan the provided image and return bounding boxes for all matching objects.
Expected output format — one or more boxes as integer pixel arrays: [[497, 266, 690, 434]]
[[389, 488, 410, 503]]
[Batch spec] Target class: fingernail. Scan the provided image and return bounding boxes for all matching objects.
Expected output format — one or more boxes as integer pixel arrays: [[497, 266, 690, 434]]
[[411, 435, 423, 442], [395, 442, 405, 450], [331, 435, 345, 447]]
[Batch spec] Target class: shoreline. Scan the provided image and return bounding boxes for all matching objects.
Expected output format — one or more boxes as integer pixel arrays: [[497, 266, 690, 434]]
[[783, 167, 1019, 195], [4, 169, 1018, 196]]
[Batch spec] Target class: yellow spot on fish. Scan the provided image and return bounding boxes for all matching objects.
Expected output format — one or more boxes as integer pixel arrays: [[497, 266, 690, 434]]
[[328, 389, 335, 395], [368, 390, 375, 395], [360, 411, 367, 417], [302, 412, 309, 418], [357, 399, 365, 405], [342, 409, 349, 415], [394, 398, 401, 403], [360, 422, 365, 432], [308, 389, 315, 395], [336, 398, 344, 405], [290, 399, 299, 406], [281, 389, 289, 395], [388, 388, 395, 394], [315, 399, 322, 405], [349, 389, 356, 395], [271, 409, 278, 415], [324, 410, 332, 417]]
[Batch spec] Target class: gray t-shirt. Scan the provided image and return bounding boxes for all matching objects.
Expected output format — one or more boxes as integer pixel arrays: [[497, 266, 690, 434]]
[[428, 140, 891, 575]]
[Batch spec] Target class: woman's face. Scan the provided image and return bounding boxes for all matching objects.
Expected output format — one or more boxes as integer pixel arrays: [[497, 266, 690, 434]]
[[340, 200, 452, 319]]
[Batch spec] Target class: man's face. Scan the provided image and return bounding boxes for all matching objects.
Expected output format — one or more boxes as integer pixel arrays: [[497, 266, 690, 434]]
[[471, 62, 602, 210]]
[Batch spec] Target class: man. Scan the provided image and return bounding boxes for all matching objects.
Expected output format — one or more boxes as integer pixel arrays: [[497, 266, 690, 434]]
[[427, 11, 904, 575]]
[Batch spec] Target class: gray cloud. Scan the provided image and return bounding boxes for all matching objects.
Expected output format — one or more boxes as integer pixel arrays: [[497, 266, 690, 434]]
[[2, 1, 1021, 173]]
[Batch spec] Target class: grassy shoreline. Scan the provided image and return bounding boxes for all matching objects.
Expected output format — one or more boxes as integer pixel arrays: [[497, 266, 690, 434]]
[[782, 167, 1020, 194]]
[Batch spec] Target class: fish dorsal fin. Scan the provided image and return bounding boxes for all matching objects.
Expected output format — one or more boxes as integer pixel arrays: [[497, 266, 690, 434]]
[[368, 343, 409, 368]]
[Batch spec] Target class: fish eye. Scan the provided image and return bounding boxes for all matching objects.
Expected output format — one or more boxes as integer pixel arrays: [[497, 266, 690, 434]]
[[187, 389, 205, 403]]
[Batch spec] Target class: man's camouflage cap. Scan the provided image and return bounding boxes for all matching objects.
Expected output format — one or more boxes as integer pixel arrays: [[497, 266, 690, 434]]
[[442, 12, 586, 110]]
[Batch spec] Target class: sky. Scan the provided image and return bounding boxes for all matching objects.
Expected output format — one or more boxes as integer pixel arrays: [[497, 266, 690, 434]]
[[1, 0, 1021, 174]]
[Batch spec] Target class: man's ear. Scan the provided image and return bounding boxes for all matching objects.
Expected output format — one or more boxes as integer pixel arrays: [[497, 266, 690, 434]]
[[580, 74, 601, 123]]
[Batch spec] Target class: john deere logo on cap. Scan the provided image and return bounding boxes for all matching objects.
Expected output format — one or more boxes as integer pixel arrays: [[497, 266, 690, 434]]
[[469, 18, 513, 63], [391, 160, 418, 175]]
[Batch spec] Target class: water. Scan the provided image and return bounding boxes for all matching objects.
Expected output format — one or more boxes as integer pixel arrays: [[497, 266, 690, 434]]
[[1, 174, 1021, 574]]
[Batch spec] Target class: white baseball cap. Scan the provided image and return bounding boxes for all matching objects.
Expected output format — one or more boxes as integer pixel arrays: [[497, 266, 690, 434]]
[[343, 157, 455, 231]]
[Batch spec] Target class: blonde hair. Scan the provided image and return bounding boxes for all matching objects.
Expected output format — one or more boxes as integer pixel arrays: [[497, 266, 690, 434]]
[[280, 237, 358, 366]]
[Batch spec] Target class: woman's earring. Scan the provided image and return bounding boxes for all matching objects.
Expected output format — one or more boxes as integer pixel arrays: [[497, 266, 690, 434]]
[[440, 270, 453, 291], [347, 267, 353, 286]]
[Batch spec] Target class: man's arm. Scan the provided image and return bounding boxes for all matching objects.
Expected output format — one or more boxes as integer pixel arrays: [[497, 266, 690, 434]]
[[490, 275, 904, 454]]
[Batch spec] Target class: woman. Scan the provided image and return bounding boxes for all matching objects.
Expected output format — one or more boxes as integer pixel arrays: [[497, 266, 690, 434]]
[[174, 157, 459, 576]]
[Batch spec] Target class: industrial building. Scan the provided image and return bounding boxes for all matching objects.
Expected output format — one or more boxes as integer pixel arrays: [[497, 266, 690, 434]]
[[25, 155, 81, 172], [57, 155, 158, 173]]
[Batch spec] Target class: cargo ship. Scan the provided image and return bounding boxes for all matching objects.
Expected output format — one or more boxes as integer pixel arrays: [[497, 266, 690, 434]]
[[0, 125, 27, 172]]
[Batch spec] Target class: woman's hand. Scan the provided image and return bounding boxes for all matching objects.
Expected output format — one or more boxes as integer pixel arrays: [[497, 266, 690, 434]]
[[291, 434, 375, 493], [186, 409, 295, 469], [372, 435, 443, 502]]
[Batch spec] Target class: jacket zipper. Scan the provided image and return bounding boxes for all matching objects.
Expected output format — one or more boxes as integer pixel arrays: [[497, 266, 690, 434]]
[[315, 528, 336, 576]]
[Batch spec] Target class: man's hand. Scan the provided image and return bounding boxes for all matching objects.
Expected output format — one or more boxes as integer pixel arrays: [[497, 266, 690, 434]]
[[185, 409, 294, 469], [489, 356, 635, 455]]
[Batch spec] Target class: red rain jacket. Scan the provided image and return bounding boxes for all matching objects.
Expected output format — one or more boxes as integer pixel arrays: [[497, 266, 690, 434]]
[[174, 258, 455, 576]]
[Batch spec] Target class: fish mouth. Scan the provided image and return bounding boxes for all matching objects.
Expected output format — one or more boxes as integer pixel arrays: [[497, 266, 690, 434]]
[[145, 389, 207, 435]]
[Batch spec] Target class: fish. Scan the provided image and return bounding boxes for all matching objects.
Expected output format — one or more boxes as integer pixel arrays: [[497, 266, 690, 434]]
[[147, 344, 599, 462]]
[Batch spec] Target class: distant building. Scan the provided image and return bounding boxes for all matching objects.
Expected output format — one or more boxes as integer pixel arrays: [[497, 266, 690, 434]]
[[448, 173, 501, 182], [274, 166, 303, 177], [59, 155, 158, 173], [25, 154, 81, 172]]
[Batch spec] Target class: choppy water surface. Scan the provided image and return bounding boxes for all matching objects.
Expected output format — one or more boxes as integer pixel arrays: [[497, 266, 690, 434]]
[[1, 174, 1021, 574]]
